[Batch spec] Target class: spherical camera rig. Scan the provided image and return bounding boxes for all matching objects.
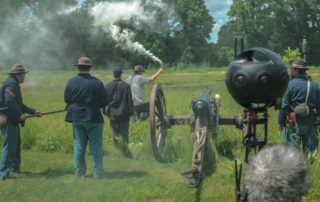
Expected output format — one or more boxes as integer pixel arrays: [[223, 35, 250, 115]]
[[226, 47, 289, 163], [226, 47, 289, 202]]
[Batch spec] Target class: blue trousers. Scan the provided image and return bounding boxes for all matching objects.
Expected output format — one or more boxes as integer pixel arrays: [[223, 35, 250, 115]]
[[283, 122, 319, 154], [0, 123, 21, 180], [72, 122, 104, 178]]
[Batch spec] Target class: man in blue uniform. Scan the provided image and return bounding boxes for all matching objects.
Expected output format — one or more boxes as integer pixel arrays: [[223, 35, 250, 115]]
[[0, 64, 42, 180], [64, 57, 108, 179], [278, 59, 319, 160], [104, 67, 134, 146]]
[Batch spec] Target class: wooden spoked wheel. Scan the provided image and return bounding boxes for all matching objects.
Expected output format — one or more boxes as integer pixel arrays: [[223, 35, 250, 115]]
[[150, 84, 168, 162]]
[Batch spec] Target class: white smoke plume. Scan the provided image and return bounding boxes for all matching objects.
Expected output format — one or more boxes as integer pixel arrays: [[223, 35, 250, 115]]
[[0, 0, 175, 69], [109, 25, 163, 66], [0, 5, 71, 70], [89, 0, 176, 66]]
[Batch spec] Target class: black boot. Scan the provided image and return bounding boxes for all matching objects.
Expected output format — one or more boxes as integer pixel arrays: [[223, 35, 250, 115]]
[[187, 171, 202, 188]]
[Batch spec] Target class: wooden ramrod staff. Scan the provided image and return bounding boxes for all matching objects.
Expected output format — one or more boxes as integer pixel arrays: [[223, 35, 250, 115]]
[[25, 109, 66, 119]]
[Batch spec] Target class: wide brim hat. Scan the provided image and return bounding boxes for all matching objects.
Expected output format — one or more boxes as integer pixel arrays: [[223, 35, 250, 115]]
[[134, 65, 145, 72], [8, 63, 29, 75], [73, 57, 93, 67], [291, 63, 309, 70], [290, 59, 309, 70]]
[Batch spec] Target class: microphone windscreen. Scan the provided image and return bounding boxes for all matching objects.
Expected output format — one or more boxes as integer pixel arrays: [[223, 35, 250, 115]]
[[245, 144, 309, 202]]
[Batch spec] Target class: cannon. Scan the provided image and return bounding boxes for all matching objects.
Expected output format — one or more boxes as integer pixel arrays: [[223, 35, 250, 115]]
[[148, 47, 289, 188]]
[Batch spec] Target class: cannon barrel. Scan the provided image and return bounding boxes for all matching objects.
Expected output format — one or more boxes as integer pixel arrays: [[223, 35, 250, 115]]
[[192, 88, 212, 117]]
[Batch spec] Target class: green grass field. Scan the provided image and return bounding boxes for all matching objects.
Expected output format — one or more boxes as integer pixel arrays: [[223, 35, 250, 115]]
[[0, 67, 319, 201]]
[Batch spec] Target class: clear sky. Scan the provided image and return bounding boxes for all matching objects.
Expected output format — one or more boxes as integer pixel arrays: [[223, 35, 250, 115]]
[[204, 0, 232, 43]]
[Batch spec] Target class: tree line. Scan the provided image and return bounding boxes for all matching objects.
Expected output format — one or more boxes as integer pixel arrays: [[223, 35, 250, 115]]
[[217, 0, 320, 66], [0, 0, 319, 69]]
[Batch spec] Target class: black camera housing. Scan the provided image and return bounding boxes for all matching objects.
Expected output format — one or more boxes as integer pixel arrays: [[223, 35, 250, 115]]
[[225, 48, 289, 110]]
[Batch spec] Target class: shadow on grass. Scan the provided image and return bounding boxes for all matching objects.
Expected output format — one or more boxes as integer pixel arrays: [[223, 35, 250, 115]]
[[20, 168, 73, 179], [202, 135, 218, 178], [16, 169, 147, 180], [105, 170, 148, 179], [216, 139, 236, 160]]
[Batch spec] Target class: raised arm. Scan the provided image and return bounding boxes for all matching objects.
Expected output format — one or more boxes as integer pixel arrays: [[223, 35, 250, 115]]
[[149, 67, 163, 81]]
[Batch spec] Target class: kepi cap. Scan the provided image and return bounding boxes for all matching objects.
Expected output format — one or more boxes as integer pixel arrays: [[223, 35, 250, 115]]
[[112, 67, 122, 73]]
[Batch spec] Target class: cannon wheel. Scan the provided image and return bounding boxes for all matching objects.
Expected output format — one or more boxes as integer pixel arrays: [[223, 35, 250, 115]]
[[150, 84, 167, 162]]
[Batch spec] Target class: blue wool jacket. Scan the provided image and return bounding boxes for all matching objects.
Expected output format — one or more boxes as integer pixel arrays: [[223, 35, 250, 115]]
[[0, 75, 36, 125], [278, 75, 320, 124], [64, 73, 108, 123]]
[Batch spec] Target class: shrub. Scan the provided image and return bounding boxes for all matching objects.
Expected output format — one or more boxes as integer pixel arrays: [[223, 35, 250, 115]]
[[281, 47, 302, 66]]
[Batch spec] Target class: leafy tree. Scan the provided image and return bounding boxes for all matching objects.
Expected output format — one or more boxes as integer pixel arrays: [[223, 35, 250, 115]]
[[172, 0, 215, 64], [226, 0, 320, 65], [216, 24, 236, 49], [212, 23, 236, 66], [228, 0, 273, 47]]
